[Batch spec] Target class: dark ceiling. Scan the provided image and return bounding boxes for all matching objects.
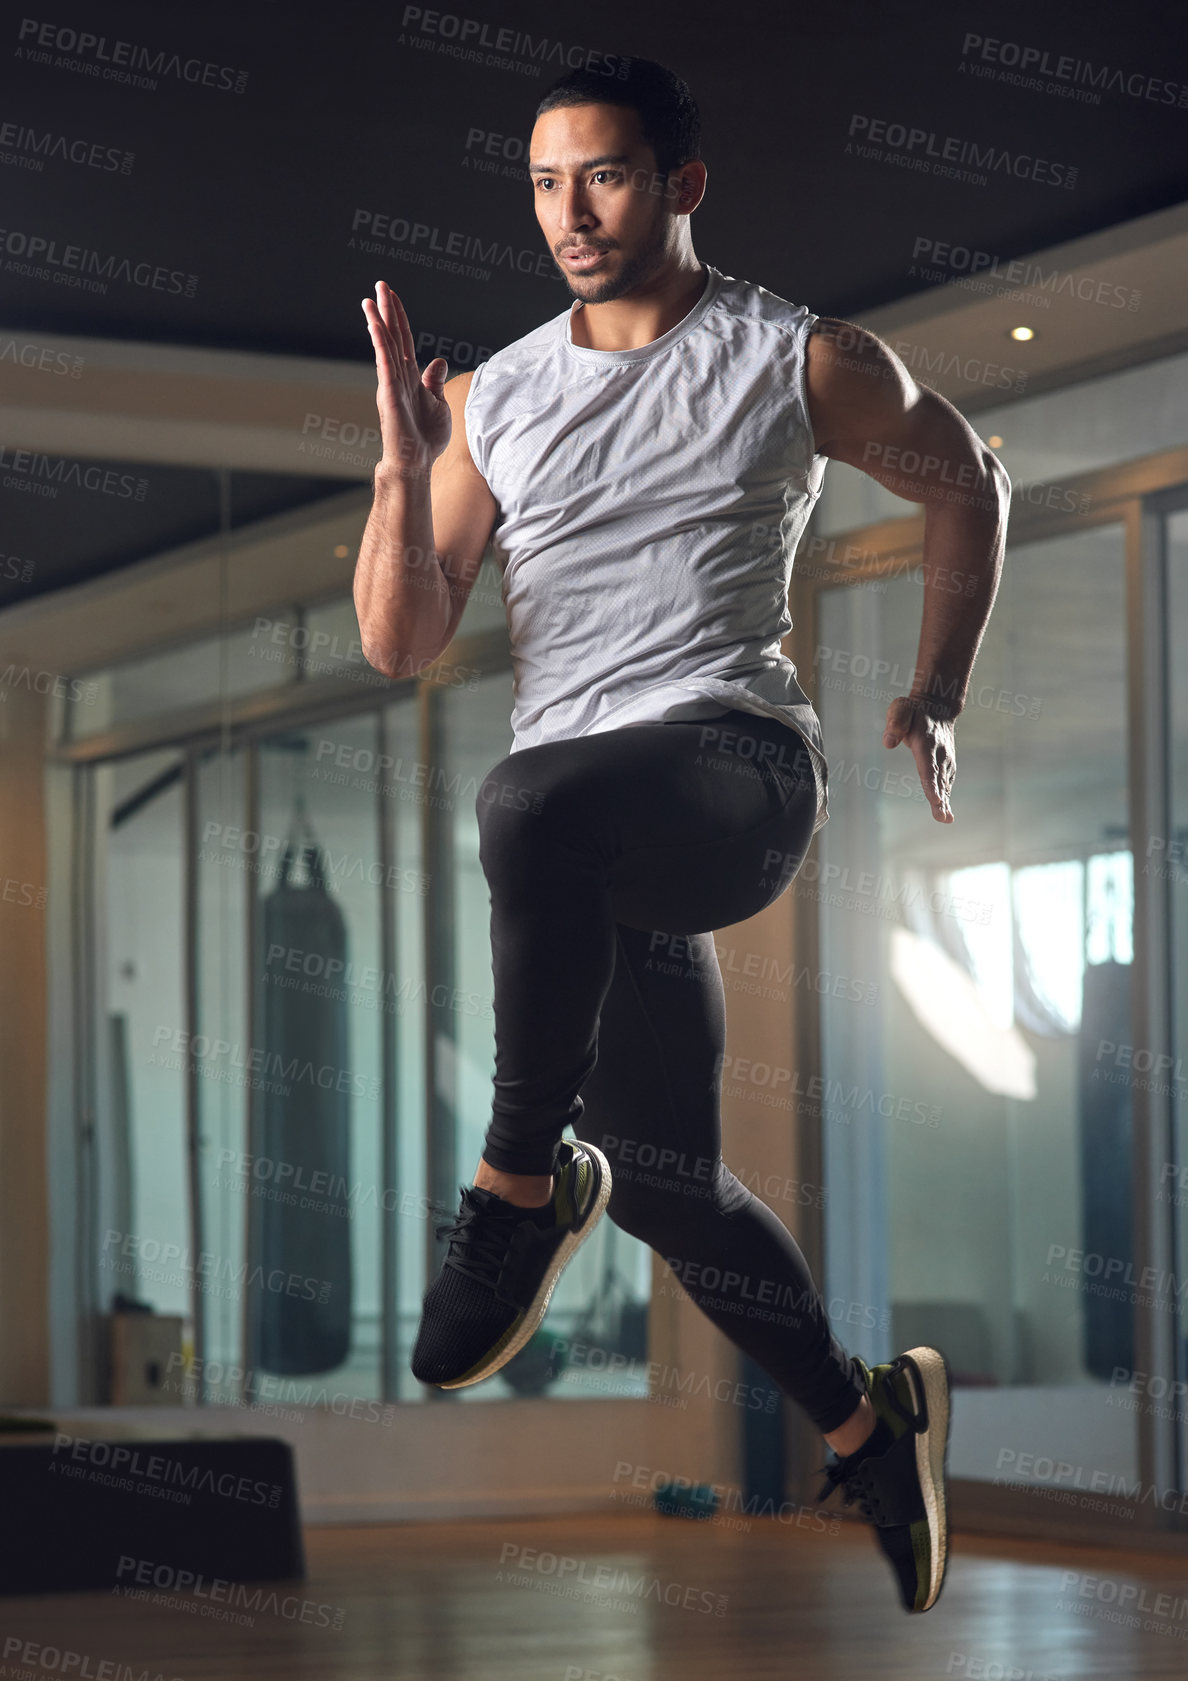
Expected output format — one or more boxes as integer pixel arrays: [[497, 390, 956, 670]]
[[1, 0, 1185, 608]]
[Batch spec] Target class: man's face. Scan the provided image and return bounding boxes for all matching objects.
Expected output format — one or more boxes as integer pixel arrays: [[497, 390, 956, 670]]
[[529, 102, 694, 303]]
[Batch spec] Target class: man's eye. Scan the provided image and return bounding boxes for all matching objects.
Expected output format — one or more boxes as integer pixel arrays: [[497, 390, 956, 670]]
[[535, 173, 620, 189]]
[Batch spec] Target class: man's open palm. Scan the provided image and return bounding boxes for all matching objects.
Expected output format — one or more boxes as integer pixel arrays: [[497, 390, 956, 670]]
[[361, 280, 452, 477]]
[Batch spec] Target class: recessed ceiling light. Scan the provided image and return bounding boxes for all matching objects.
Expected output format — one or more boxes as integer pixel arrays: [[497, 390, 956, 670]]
[[988, 436, 1004, 448], [1009, 326, 1035, 342]]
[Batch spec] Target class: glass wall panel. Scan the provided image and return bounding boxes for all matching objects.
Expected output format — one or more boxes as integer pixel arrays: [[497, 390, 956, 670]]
[[97, 748, 192, 1352], [816, 521, 1138, 1490], [69, 626, 302, 741], [84, 591, 649, 1408], [194, 744, 248, 1391], [237, 717, 387, 1403], [383, 697, 431, 1398], [1163, 507, 1188, 1486]]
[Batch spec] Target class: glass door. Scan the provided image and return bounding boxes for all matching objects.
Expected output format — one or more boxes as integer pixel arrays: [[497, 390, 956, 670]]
[[87, 672, 657, 1415]]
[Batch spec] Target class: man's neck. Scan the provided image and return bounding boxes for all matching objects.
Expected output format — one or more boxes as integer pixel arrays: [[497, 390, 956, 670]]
[[569, 259, 707, 353]]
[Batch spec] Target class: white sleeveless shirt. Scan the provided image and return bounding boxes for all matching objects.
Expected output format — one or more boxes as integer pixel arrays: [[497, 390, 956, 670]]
[[464, 260, 831, 830]]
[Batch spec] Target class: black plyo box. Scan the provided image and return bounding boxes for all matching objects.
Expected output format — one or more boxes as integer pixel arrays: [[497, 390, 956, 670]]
[[0, 1434, 305, 1596]]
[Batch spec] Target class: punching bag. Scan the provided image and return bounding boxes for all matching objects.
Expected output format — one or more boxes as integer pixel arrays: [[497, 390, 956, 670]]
[[250, 821, 353, 1375]]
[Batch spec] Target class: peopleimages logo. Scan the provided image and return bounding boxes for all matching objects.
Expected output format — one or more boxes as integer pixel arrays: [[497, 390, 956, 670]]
[[959, 33, 1188, 109], [349, 207, 563, 284], [0, 445, 147, 501], [15, 18, 250, 93], [0, 334, 83, 374], [0, 225, 197, 296], [1, 1638, 183, 1681], [1043, 1242, 1188, 1304], [846, 114, 1077, 189], [101, 1228, 333, 1306], [909, 236, 1141, 311], [51, 1431, 282, 1508], [398, 8, 631, 80], [0, 121, 134, 174], [496, 1541, 727, 1616], [112, 1555, 344, 1629]]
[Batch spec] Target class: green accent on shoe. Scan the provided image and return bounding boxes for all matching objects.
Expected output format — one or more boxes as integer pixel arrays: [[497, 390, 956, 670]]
[[552, 1143, 590, 1227], [830, 1349, 951, 1613], [572, 1156, 591, 1218], [857, 1356, 935, 1611], [420, 1140, 613, 1390]]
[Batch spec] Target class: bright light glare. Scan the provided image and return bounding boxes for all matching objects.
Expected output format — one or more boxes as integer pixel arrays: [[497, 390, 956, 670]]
[[1086, 851, 1133, 965], [1013, 860, 1084, 1032], [889, 926, 1037, 1099], [948, 862, 1012, 1028]]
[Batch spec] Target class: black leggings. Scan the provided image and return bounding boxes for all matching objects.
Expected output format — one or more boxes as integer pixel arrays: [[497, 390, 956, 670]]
[[475, 706, 865, 1434]]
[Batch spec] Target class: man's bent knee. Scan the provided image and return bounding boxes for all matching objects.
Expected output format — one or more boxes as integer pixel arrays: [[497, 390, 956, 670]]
[[475, 757, 550, 824]]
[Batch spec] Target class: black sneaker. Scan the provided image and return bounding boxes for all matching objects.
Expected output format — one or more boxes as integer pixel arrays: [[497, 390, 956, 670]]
[[411, 1138, 611, 1390], [815, 1345, 952, 1613]]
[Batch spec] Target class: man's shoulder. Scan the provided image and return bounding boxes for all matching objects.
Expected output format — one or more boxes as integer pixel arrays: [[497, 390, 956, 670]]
[[468, 305, 569, 391], [713, 268, 818, 347], [800, 316, 908, 390]]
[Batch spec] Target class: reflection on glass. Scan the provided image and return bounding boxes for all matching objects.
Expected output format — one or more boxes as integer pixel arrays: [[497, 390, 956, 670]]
[[242, 721, 385, 1403], [384, 699, 430, 1398], [817, 522, 1136, 1487], [196, 745, 248, 1392], [99, 749, 190, 1361], [1164, 507, 1188, 1491], [83, 566, 648, 1408], [1011, 861, 1082, 1033], [71, 628, 302, 742]]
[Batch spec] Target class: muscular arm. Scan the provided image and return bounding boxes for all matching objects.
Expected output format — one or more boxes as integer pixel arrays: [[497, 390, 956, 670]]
[[354, 281, 499, 676], [805, 317, 1012, 820]]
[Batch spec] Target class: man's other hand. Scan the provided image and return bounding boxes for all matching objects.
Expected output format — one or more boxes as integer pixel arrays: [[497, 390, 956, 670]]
[[883, 697, 956, 824]]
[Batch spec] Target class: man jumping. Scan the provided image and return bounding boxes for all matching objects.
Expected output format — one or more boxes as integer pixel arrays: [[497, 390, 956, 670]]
[[355, 57, 1009, 1616]]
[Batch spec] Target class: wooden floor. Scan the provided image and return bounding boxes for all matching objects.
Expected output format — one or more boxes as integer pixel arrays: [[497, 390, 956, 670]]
[[9, 1511, 1188, 1679]]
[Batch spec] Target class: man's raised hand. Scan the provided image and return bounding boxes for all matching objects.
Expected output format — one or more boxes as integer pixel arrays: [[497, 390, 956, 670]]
[[361, 280, 452, 479]]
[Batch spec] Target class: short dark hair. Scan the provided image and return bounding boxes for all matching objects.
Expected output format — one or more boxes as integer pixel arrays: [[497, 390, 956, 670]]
[[534, 58, 701, 178]]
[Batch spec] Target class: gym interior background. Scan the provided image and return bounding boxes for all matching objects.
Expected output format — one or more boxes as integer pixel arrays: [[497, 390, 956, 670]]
[[1, 0, 1187, 1673]]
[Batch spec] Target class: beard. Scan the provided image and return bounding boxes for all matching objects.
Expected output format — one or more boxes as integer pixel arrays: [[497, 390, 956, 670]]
[[559, 206, 673, 305]]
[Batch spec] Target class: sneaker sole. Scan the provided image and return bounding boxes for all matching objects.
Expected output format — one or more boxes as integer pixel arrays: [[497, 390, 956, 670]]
[[899, 1344, 952, 1612], [437, 1142, 613, 1390]]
